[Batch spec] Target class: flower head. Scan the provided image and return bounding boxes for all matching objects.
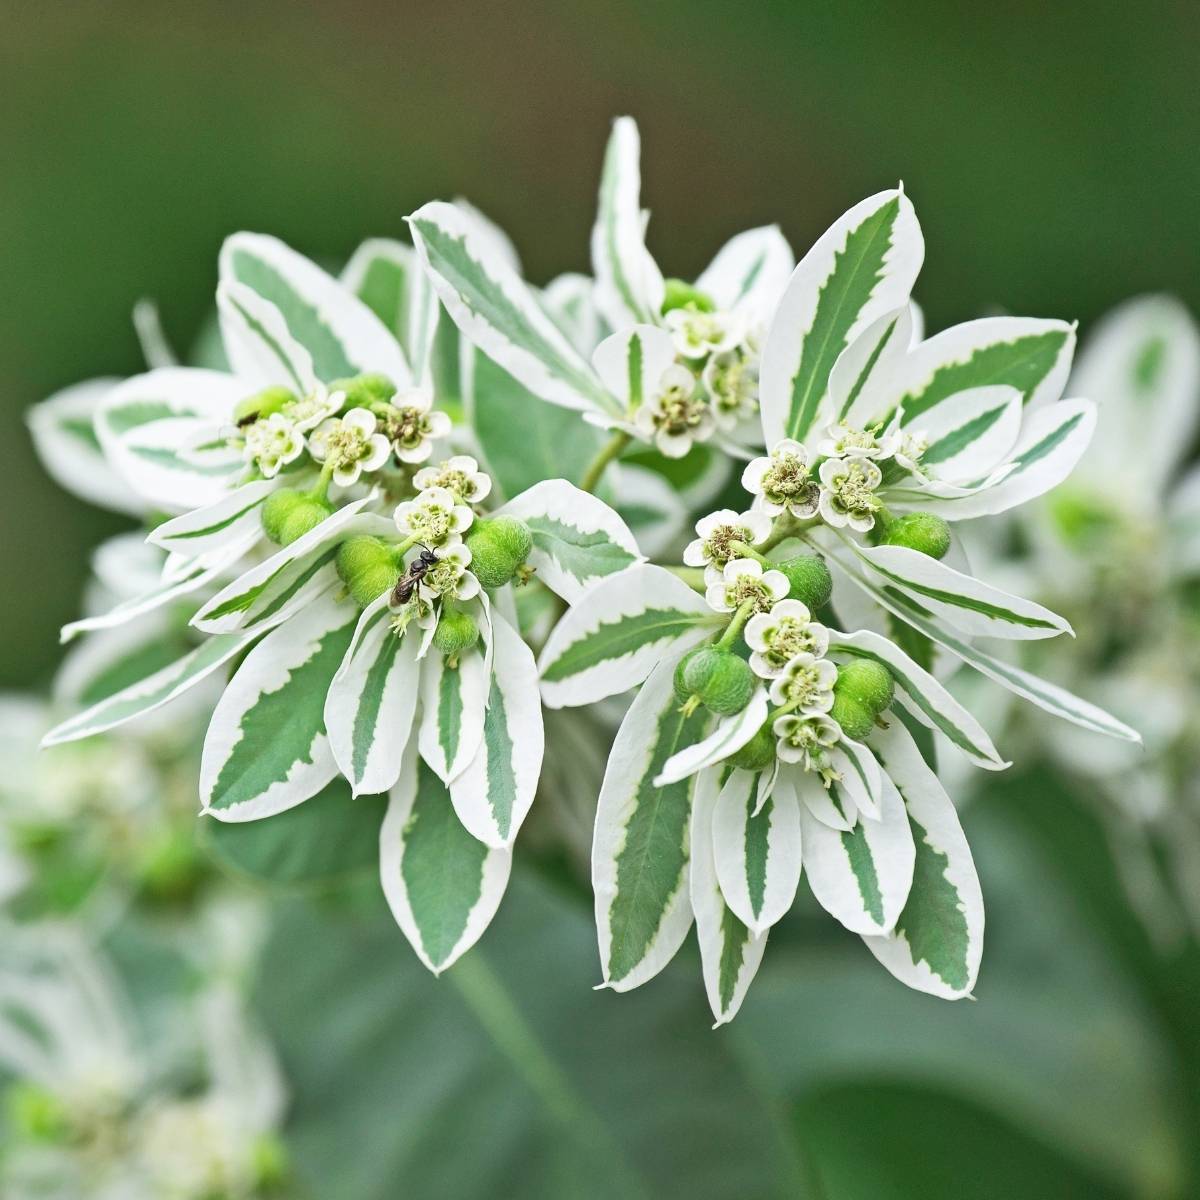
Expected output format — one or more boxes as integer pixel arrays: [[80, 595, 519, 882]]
[[413, 454, 492, 504], [768, 652, 838, 713], [308, 407, 391, 488], [744, 599, 830, 677], [633, 364, 714, 458], [287, 386, 345, 432], [377, 387, 452, 464], [818, 456, 883, 531], [664, 305, 745, 359], [683, 508, 772, 581], [772, 711, 841, 771], [817, 421, 893, 460], [705, 557, 790, 614], [242, 412, 304, 478], [742, 439, 820, 518], [393, 485, 474, 549], [417, 544, 480, 604], [703, 347, 760, 429]]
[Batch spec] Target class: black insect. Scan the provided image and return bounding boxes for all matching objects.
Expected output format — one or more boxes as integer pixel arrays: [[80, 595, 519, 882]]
[[391, 546, 438, 606]]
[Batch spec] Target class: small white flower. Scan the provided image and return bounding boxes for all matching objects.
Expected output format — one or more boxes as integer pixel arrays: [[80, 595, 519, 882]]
[[393, 485, 474, 549], [768, 652, 838, 713], [417, 544, 480, 604], [705, 557, 790, 614], [664, 305, 745, 359], [633, 363, 714, 458], [413, 454, 492, 504], [683, 508, 772, 582], [242, 412, 304, 478], [818, 456, 883, 532], [379, 387, 453, 464], [745, 599, 830, 677], [891, 427, 929, 475], [742, 439, 820, 518], [773, 712, 841, 772], [816, 421, 893, 460], [286, 386, 345, 432], [703, 347, 760, 430], [308, 407, 392, 487]]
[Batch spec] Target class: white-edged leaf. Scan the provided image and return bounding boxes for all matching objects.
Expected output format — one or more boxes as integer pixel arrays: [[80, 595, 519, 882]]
[[148, 479, 277, 559], [690, 767, 768, 1026], [42, 629, 257, 747], [695, 225, 794, 323], [654, 690, 768, 786], [217, 281, 319, 395], [221, 232, 411, 386], [794, 762, 857, 831], [499, 478, 642, 603], [864, 720, 983, 998], [892, 316, 1076, 425], [590, 116, 664, 328], [828, 305, 914, 429], [324, 596, 421, 797], [608, 461, 689, 559], [830, 737, 883, 821], [417, 641, 488, 784], [848, 542, 1072, 641], [543, 271, 604, 355], [408, 200, 617, 415], [538, 564, 718, 707], [827, 627, 1006, 769], [341, 238, 440, 386], [192, 500, 381, 633], [26, 378, 143, 516], [760, 189, 924, 446], [915, 385, 1023, 482], [380, 749, 512, 974], [712, 768, 803, 936], [798, 769, 915, 936], [449, 612, 544, 848], [201, 590, 359, 822], [593, 653, 709, 991], [592, 323, 676, 411]]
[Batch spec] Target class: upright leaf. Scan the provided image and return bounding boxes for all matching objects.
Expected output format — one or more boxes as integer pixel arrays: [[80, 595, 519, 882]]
[[417, 641, 488, 784]]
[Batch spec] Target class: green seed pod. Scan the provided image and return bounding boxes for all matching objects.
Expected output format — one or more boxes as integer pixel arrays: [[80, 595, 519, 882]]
[[661, 278, 716, 315], [680, 646, 755, 715], [7, 1082, 69, 1142], [727, 724, 776, 772], [880, 512, 951, 560], [776, 554, 833, 612], [261, 488, 333, 546], [834, 659, 894, 715], [829, 692, 876, 742], [465, 516, 534, 589], [329, 373, 396, 408], [674, 646, 705, 703], [433, 606, 480, 657], [233, 385, 296, 426], [336, 535, 400, 608]]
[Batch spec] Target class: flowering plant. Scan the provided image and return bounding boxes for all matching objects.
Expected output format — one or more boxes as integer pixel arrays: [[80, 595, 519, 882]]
[[30, 117, 1135, 1023]]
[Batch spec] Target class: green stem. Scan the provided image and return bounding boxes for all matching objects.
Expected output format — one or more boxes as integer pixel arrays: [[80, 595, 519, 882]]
[[447, 953, 651, 1199], [729, 539, 770, 565], [717, 599, 757, 650], [761, 512, 817, 554], [579, 430, 632, 494], [308, 460, 336, 502], [660, 564, 706, 590]]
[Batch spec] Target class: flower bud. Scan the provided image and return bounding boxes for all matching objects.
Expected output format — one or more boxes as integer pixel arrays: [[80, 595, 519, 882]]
[[829, 692, 876, 742], [330, 373, 396, 409], [433, 606, 480, 657], [661, 278, 716, 315], [234, 385, 295, 426], [465, 516, 533, 588], [336, 535, 400, 608], [726, 724, 776, 772], [834, 659, 894, 715], [680, 645, 756, 715], [776, 554, 833, 612], [879, 512, 951, 560], [261, 488, 333, 546]]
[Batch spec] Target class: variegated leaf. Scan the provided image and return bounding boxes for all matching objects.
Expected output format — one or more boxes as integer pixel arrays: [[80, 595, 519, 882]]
[[220, 232, 411, 386], [690, 767, 767, 1026], [827, 627, 1006, 769], [538, 564, 718, 707], [148, 479, 277, 559], [217, 280, 319, 396], [201, 590, 359, 822], [590, 116, 665, 328], [42, 628, 257, 746], [324, 596, 421, 797], [593, 654, 709, 991], [828, 305, 914, 428], [915, 384, 1023, 482], [848, 542, 1072, 640], [712, 768, 803, 936], [449, 613, 544, 848], [797, 769, 915, 936], [592, 324, 676, 411], [760, 189, 924, 446], [498, 479, 642, 603], [864, 720, 984, 998], [417, 640, 488, 784], [380, 750, 512, 974], [654, 690, 768, 786], [408, 201, 617, 415], [695, 225, 794, 323]]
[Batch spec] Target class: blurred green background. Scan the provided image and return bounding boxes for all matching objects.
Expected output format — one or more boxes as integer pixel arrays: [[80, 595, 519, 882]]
[[4, 3, 1199, 1197]]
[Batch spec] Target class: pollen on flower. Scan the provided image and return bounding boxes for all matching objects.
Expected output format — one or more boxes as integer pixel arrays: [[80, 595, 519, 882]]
[[242, 413, 303, 478], [413, 455, 492, 504], [393, 486, 474, 548], [772, 712, 841, 775], [378, 390, 451, 465], [768, 653, 837, 713], [744, 440, 821, 518], [745, 600, 831, 677], [704, 348, 759, 428]]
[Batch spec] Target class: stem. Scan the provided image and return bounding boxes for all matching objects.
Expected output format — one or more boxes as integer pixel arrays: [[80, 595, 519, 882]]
[[579, 430, 632, 494], [729, 540, 769, 565], [717, 599, 757, 650], [761, 512, 817, 555], [308, 460, 336, 502], [660, 564, 706, 590]]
